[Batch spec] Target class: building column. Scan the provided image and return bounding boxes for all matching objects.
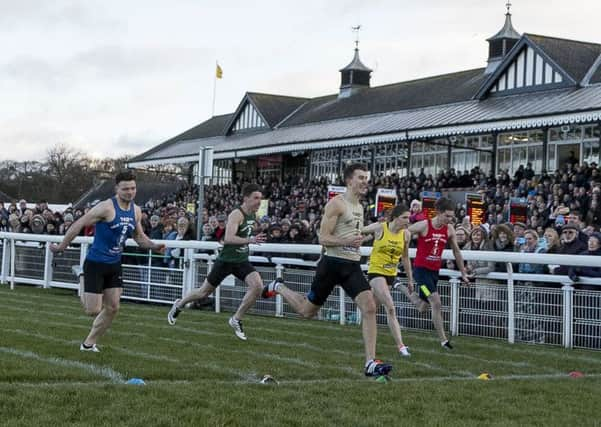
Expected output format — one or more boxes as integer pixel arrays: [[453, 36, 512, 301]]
[[542, 127, 549, 173], [406, 140, 412, 177], [447, 139, 452, 170], [337, 148, 343, 179], [492, 132, 498, 175], [370, 146, 376, 177]]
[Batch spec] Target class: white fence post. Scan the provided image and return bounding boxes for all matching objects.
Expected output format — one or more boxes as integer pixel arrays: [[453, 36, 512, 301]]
[[10, 238, 15, 290], [562, 282, 574, 349], [43, 243, 53, 289], [275, 263, 284, 317], [450, 278, 460, 336], [78, 243, 88, 298], [339, 287, 346, 326], [210, 250, 220, 313], [183, 249, 194, 297], [506, 262, 515, 344], [1, 238, 9, 285]]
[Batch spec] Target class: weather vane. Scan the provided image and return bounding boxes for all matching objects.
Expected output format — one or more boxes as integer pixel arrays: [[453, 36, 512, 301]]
[[506, 1, 512, 14], [352, 25, 361, 49]]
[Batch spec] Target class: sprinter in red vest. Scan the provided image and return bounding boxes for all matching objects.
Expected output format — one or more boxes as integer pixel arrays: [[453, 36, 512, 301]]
[[402, 197, 469, 350]]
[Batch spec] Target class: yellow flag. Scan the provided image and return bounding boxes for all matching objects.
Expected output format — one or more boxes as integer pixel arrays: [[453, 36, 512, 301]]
[[216, 64, 223, 79]]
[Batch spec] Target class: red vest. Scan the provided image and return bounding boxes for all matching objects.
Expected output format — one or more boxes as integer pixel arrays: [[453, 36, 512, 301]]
[[414, 219, 448, 271]]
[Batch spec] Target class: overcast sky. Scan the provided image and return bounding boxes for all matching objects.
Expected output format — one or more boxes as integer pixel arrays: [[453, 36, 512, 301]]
[[1, 0, 600, 161]]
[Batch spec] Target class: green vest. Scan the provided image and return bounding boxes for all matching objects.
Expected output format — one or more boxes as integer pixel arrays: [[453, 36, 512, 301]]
[[217, 208, 256, 263]]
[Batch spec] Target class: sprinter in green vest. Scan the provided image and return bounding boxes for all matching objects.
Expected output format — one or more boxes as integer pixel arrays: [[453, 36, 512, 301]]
[[167, 183, 267, 340]]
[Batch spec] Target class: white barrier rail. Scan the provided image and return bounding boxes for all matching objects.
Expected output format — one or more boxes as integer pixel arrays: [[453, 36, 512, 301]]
[[1, 232, 600, 351]]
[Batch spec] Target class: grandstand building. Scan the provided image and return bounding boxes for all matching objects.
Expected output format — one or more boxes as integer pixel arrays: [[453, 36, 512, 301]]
[[128, 8, 601, 183]]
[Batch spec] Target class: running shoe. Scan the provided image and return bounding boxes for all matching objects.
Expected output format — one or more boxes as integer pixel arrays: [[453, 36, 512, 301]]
[[261, 278, 283, 299], [228, 316, 247, 341], [364, 359, 393, 377], [399, 345, 411, 357], [80, 343, 100, 352], [441, 340, 453, 350], [167, 299, 183, 325]]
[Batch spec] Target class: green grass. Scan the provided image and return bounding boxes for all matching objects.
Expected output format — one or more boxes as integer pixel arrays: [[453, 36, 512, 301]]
[[0, 285, 600, 427]]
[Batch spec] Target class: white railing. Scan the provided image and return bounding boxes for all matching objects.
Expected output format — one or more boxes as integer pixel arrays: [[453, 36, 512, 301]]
[[1, 231, 600, 351]]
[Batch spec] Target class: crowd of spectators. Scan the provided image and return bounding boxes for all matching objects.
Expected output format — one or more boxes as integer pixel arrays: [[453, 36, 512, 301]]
[[2, 160, 601, 278]]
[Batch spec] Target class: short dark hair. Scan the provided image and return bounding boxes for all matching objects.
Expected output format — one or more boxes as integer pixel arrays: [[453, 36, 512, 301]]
[[389, 204, 409, 220], [115, 170, 136, 184], [435, 197, 454, 213], [242, 183, 263, 198], [343, 163, 368, 182]]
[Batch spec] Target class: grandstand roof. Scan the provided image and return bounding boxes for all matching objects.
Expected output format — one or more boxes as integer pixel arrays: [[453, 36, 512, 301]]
[[128, 32, 601, 168]]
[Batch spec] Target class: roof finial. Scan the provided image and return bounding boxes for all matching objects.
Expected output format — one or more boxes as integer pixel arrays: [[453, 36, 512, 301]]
[[351, 24, 361, 50], [506, 1, 512, 15]]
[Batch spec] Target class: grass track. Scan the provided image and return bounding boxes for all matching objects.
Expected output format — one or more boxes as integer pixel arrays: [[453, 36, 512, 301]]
[[0, 285, 599, 427]]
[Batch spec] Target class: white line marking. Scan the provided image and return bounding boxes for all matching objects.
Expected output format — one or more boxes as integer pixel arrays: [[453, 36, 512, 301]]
[[0, 346, 125, 383]]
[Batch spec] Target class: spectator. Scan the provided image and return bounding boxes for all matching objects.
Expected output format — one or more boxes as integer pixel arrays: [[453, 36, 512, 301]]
[[552, 224, 588, 275], [464, 226, 494, 278], [513, 222, 527, 249], [30, 214, 46, 234], [200, 223, 215, 241], [568, 232, 601, 281], [268, 223, 284, 243], [518, 230, 545, 274], [59, 213, 74, 235], [409, 199, 425, 223], [148, 215, 163, 239], [214, 214, 226, 242], [490, 223, 515, 272], [166, 217, 193, 269]]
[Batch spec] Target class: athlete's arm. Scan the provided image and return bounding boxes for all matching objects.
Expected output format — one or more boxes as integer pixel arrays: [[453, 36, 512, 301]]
[[318, 197, 363, 247], [50, 201, 110, 253], [448, 225, 469, 284], [360, 222, 382, 236], [407, 220, 427, 237], [400, 229, 415, 291], [222, 210, 264, 245], [133, 206, 165, 252], [360, 222, 382, 243]]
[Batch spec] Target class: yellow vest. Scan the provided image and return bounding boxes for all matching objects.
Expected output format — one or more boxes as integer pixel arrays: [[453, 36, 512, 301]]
[[368, 222, 406, 276]]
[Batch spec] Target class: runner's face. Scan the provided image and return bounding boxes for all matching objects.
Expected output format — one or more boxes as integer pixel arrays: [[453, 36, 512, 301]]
[[244, 191, 263, 212], [116, 180, 136, 203], [348, 170, 369, 196], [393, 212, 410, 228], [439, 210, 455, 225]]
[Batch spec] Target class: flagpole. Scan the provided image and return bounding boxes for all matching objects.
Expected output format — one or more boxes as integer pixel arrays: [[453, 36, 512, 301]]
[[212, 61, 218, 116]]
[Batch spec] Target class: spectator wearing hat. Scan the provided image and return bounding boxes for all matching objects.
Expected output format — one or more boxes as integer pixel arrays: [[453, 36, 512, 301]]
[[552, 224, 588, 275], [60, 213, 74, 235], [30, 214, 46, 234], [267, 223, 284, 243], [18, 199, 27, 215], [8, 213, 20, 232]]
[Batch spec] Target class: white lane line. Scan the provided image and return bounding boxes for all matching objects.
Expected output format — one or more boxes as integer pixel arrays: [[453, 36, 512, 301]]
[[0, 346, 125, 383]]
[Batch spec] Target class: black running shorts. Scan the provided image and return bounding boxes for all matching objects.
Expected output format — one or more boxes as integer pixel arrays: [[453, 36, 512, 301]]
[[83, 259, 122, 294], [307, 256, 371, 306], [413, 266, 440, 302], [206, 259, 256, 287], [367, 273, 395, 287]]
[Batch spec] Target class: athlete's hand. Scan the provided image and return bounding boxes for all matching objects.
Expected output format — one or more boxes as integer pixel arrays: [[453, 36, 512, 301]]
[[49, 243, 64, 254], [343, 234, 364, 248], [460, 271, 471, 286], [251, 233, 267, 244], [407, 281, 415, 293]]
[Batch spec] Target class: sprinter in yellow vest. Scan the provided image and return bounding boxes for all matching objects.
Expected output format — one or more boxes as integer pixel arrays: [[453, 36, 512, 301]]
[[362, 204, 414, 357]]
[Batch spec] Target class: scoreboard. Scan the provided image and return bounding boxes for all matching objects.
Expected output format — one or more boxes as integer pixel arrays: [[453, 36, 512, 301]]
[[466, 193, 486, 226]]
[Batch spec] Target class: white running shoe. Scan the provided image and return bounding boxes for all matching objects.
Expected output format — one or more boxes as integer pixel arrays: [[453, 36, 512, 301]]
[[167, 299, 183, 325], [80, 343, 100, 352], [399, 345, 411, 357], [228, 316, 247, 341]]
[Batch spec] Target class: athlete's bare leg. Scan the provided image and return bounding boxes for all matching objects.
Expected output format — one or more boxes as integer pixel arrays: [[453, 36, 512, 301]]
[[233, 271, 263, 320], [370, 278, 405, 348], [276, 284, 320, 318], [428, 292, 448, 342], [354, 290, 378, 362], [83, 287, 121, 346], [178, 279, 216, 306]]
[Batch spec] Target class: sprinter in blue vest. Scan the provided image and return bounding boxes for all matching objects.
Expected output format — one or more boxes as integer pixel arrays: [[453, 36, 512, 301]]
[[51, 171, 164, 352]]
